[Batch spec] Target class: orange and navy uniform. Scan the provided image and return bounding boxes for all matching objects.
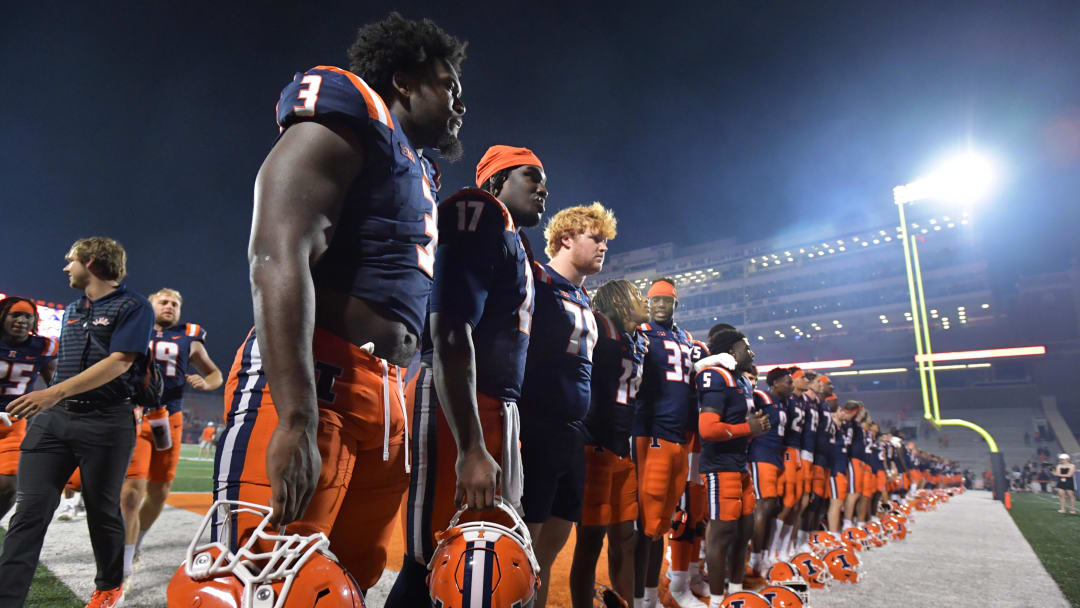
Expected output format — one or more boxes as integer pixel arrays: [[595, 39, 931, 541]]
[[580, 313, 647, 527], [632, 321, 695, 537], [696, 360, 755, 521], [799, 394, 820, 494], [811, 399, 832, 497], [828, 419, 853, 500], [402, 187, 534, 566], [847, 421, 868, 495], [0, 335, 58, 475], [857, 428, 877, 498], [748, 388, 786, 500], [212, 65, 439, 590], [780, 393, 806, 507], [669, 339, 710, 544], [518, 262, 597, 524], [127, 322, 206, 482]]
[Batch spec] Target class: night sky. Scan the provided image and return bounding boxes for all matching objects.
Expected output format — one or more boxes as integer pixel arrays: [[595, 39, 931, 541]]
[[5, 1, 1079, 366]]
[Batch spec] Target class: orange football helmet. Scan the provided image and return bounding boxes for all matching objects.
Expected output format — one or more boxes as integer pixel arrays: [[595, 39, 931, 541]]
[[789, 552, 832, 589], [823, 547, 862, 584], [808, 531, 840, 556], [861, 521, 886, 547], [881, 515, 907, 541], [759, 584, 806, 607], [720, 590, 772, 608], [166, 500, 365, 608], [764, 561, 809, 603], [428, 497, 540, 608], [841, 526, 872, 551]]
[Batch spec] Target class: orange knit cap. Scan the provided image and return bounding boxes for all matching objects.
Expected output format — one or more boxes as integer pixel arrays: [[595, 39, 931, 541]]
[[647, 280, 678, 300], [475, 145, 543, 188], [9, 301, 36, 315]]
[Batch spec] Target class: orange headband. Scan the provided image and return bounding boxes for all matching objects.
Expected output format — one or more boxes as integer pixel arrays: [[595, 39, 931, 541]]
[[475, 145, 544, 188], [647, 281, 678, 299], [9, 301, 36, 315], [792, 369, 805, 379], [817, 374, 829, 383]]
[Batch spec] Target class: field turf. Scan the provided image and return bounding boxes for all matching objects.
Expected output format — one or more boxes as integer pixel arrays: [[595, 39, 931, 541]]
[[1007, 491, 1080, 606]]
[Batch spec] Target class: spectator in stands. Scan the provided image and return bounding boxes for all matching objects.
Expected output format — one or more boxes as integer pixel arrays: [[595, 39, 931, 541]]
[[1037, 467, 1052, 493], [1024, 431, 1030, 446], [1053, 454, 1076, 514]]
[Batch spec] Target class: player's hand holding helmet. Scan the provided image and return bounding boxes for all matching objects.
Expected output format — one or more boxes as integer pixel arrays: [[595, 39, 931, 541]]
[[428, 496, 540, 608], [166, 500, 365, 608]]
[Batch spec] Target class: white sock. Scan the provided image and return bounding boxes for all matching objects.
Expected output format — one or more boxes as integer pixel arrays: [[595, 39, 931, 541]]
[[749, 551, 762, 570], [771, 521, 790, 553], [643, 587, 658, 607], [669, 570, 689, 592], [796, 529, 809, 548], [710, 595, 726, 608], [843, 518, 853, 529], [688, 561, 701, 577], [123, 544, 135, 577], [634, 600, 645, 608], [728, 582, 743, 593]]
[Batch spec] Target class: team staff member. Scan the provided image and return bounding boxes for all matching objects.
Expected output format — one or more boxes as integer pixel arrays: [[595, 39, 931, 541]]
[[120, 287, 222, 583], [747, 367, 792, 577], [0, 298, 59, 521], [211, 14, 467, 591], [519, 202, 616, 608], [0, 237, 154, 608], [569, 279, 648, 608], [695, 328, 769, 608], [632, 278, 697, 608], [387, 145, 545, 605]]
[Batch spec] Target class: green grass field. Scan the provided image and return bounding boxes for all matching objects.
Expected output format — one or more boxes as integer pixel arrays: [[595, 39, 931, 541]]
[[1008, 491, 1080, 606], [0, 443, 215, 606]]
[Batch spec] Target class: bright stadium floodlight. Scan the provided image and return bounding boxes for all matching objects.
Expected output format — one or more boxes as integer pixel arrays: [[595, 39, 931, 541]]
[[893, 150, 999, 206]]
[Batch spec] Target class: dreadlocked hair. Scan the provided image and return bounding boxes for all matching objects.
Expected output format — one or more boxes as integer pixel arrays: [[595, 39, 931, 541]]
[[482, 167, 513, 197], [347, 12, 468, 102], [593, 280, 640, 329], [0, 297, 39, 336]]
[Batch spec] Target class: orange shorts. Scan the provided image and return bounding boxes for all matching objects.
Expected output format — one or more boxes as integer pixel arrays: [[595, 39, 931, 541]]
[[812, 464, 828, 498], [849, 459, 866, 495], [213, 328, 408, 589], [830, 471, 848, 501], [127, 411, 184, 482], [0, 418, 27, 476], [861, 464, 876, 498], [749, 461, 781, 500], [66, 469, 82, 492], [705, 471, 754, 521], [781, 447, 802, 507], [402, 368, 513, 563], [911, 469, 923, 485], [633, 436, 689, 538], [581, 447, 638, 527]]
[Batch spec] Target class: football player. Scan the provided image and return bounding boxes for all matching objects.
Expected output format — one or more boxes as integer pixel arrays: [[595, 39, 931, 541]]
[[843, 407, 870, 525], [0, 297, 58, 520], [198, 422, 216, 458], [694, 328, 769, 608], [632, 278, 698, 608], [828, 400, 862, 531], [770, 369, 807, 561], [211, 13, 467, 591], [520, 202, 616, 608], [569, 279, 648, 608], [386, 145, 545, 606], [787, 371, 822, 556], [120, 288, 222, 584], [747, 367, 792, 577]]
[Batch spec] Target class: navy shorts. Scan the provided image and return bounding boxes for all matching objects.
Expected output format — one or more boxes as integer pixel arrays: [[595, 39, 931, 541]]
[[520, 419, 586, 523]]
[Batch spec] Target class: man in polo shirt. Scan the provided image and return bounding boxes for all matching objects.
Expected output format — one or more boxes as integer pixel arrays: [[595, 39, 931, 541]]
[[0, 236, 154, 608]]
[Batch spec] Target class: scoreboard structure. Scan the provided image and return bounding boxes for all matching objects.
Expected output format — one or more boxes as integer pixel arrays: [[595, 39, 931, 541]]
[[0, 292, 66, 340]]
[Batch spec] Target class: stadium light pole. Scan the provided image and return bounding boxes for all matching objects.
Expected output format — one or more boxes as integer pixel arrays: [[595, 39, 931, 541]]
[[893, 150, 1007, 499]]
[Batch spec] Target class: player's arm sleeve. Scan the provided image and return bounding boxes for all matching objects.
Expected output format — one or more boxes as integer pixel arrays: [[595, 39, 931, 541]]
[[277, 67, 391, 137], [696, 370, 749, 441], [429, 197, 505, 328], [186, 323, 208, 343], [109, 300, 155, 354]]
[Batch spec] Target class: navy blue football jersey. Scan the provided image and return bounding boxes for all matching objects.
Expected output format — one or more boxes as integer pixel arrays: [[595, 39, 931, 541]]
[[426, 188, 534, 401], [276, 66, 440, 339], [828, 418, 853, 472], [782, 393, 806, 449], [519, 263, 596, 423], [814, 400, 832, 465], [748, 388, 786, 467], [800, 395, 820, 454], [0, 335, 58, 406], [849, 423, 867, 463], [632, 322, 695, 444], [583, 312, 648, 456], [697, 365, 754, 473], [149, 323, 206, 415]]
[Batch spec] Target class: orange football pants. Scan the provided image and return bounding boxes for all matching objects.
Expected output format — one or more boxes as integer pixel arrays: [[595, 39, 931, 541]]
[[749, 461, 781, 500], [0, 418, 27, 476], [705, 471, 754, 521], [634, 436, 688, 538], [581, 446, 638, 526], [812, 464, 828, 498], [781, 447, 802, 507], [126, 411, 184, 482], [214, 328, 408, 590]]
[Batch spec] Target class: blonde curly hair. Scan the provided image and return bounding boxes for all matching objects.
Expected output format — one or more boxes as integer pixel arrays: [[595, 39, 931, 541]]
[[543, 202, 617, 259]]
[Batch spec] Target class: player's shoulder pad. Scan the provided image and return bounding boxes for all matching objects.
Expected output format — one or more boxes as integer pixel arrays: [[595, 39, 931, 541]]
[[696, 364, 737, 388], [753, 389, 773, 404], [184, 323, 207, 342], [593, 311, 620, 341], [438, 187, 515, 234], [276, 65, 394, 134], [36, 335, 59, 357]]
